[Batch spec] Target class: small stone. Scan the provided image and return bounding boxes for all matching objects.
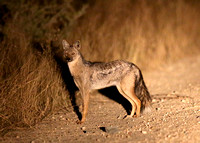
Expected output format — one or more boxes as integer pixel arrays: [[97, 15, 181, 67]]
[[167, 94, 171, 97], [182, 98, 190, 103], [167, 134, 171, 138], [127, 131, 132, 135], [81, 126, 87, 133], [152, 99, 157, 103], [181, 99, 186, 103], [117, 115, 122, 119], [31, 141, 35, 143], [100, 126, 119, 134], [141, 131, 147, 134], [16, 136, 20, 139], [156, 108, 160, 111]]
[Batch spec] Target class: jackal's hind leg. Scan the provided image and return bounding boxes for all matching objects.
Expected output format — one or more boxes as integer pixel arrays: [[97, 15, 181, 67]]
[[119, 76, 141, 117], [116, 85, 137, 118], [123, 86, 141, 117]]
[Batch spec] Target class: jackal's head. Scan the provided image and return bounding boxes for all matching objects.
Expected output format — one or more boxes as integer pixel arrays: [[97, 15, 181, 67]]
[[62, 40, 81, 62]]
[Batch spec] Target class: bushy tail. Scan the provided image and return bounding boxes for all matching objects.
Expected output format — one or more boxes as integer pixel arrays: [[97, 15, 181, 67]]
[[135, 71, 152, 113]]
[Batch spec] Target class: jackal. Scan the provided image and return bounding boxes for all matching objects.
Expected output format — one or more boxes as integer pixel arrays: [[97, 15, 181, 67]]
[[62, 40, 152, 123]]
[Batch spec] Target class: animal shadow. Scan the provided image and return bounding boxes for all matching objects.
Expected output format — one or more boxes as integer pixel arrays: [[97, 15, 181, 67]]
[[54, 54, 82, 120], [99, 87, 132, 115]]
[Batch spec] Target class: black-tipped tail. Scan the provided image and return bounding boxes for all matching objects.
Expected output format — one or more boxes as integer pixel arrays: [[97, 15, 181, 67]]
[[135, 71, 152, 113]]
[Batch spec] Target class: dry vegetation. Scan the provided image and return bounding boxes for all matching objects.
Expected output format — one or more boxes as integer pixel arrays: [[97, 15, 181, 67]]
[[0, 20, 69, 135], [70, 0, 200, 69], [0, 0, 200, 135], [0, 0, 87, 135]]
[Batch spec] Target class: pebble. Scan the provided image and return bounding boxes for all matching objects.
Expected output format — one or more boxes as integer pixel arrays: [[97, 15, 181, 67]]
[[16, 136, 20, 139], [181, 99, 186, 103], [100, 126, 119, 134], [81, 126, 87, 133], [127, 131, 132, 135], [156, 107, 160, 111], [152, 99, 157, 103], [181, 98, 190, 103], [81, 126, 86, 131], [161, 99, 165, 102], [167, 94, 171, 97], [126, 135, 130, 138], [117, 115, 122, 119], [141, 131, 147, 134], [167, 134, 171, 138]]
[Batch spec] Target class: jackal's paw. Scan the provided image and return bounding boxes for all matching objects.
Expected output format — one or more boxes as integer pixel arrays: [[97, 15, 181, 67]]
[[123, 115, 133, 119], [133, 114, 140, 118], [76, 120, 84, 124]]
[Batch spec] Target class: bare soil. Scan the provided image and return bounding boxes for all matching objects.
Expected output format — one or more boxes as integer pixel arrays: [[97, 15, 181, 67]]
[[1, 56, 200, 143]]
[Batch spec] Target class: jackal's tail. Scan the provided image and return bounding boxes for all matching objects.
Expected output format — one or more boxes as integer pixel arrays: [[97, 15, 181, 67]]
[[135, 71, 152, 113]]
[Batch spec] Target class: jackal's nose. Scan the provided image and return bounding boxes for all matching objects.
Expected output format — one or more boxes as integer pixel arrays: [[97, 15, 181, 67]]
[[65, 56, 72, 62]]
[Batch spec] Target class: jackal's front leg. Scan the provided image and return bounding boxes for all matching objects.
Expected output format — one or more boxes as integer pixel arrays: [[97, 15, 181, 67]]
[[77, 90, 90, 124]]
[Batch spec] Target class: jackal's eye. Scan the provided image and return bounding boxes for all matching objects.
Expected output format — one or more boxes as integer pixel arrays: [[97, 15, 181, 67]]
[[71, 52, 75, 55]]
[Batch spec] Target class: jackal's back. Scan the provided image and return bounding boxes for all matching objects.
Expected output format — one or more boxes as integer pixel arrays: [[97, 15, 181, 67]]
[[87, 60, 139, 89]]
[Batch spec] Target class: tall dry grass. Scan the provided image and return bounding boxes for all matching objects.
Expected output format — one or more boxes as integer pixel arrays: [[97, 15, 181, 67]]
[[0, 28, 69, 135], [0, 0, 88, 135], [69, 0, 200, 70]]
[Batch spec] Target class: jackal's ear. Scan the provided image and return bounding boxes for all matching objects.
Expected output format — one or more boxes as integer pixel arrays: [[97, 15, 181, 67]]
[[62, 40, 70, 50], [73, 40, 81, 50]]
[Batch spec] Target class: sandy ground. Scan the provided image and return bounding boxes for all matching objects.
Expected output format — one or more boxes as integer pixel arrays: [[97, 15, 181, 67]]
[[1, 56, 200, 143]]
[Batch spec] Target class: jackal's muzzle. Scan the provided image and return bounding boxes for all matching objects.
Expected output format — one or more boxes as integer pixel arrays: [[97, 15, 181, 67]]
[[64, 55, 73, 62]]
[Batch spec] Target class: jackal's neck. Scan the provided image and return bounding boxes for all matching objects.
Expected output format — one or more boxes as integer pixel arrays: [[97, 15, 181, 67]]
[[68, 53, 87, 77]]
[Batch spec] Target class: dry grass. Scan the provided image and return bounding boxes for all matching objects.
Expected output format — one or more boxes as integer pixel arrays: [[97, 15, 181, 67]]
[[0, 0, 88, 135], [0, 28, 69, 135], [69, 0, 200, 70]]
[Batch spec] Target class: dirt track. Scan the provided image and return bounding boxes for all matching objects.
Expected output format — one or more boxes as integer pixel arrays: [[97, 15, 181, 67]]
[[1, 56, 200, 143]]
